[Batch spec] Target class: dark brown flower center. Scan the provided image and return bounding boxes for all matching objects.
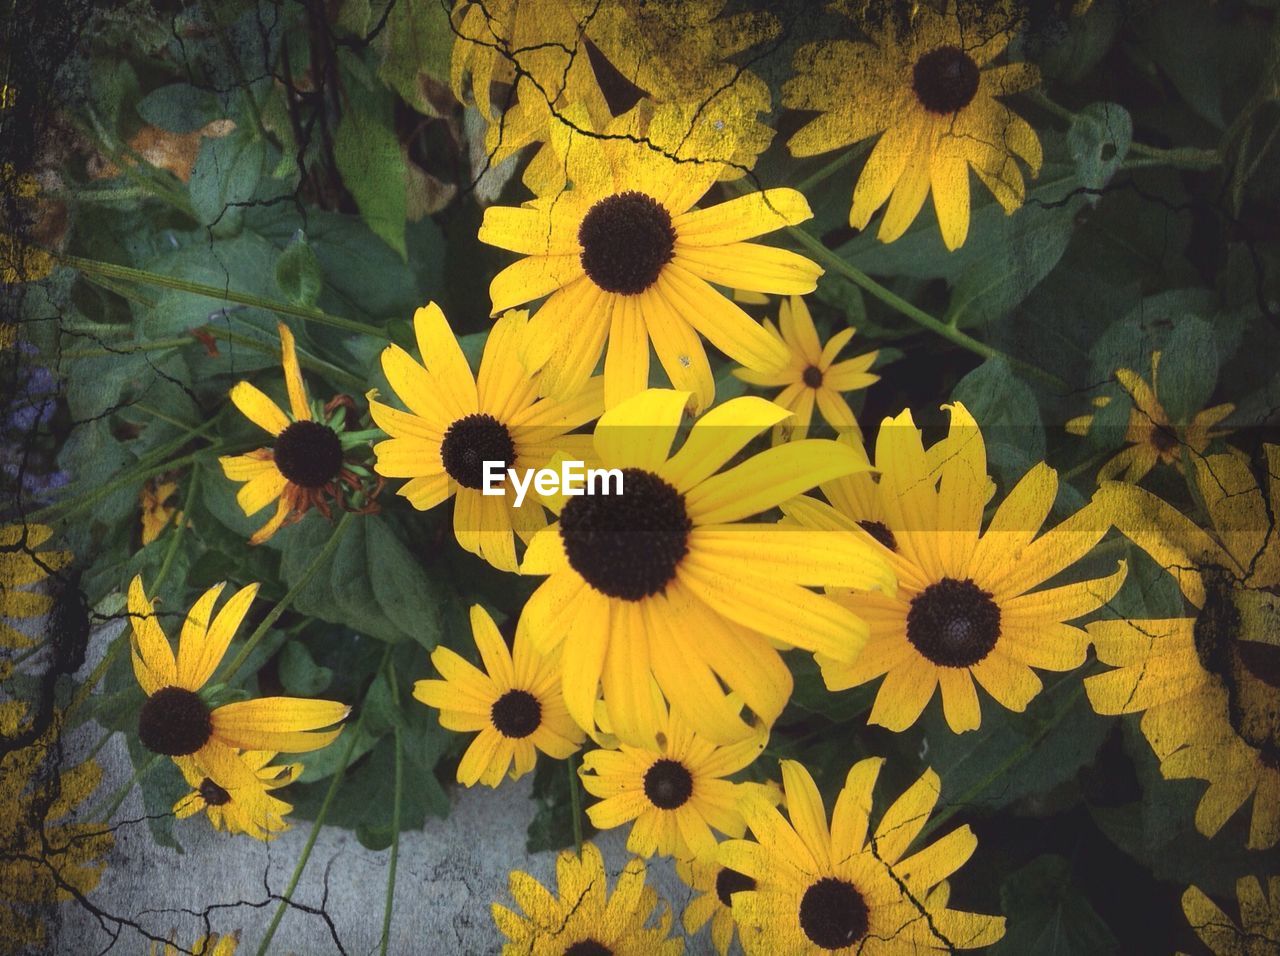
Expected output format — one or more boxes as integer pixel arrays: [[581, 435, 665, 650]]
[[1148, 422, 1179, 455], [799, 877, 869, 950], [274, 420, 343, 488], [440, 413, 515, 490], [578, 190, 675, 295], [907, 577, 1001, 667], [560, 468, 691, 601], [643, 758, 694, 810], [912, 45, 980, 114], [138, 686, 213, 756], [803, 365, 824, 388], [1193, 569, 1239, 678], [715, 867, 756, 907], [490, 689, 542, 739], [198, 777, 231, 806], [858, 519, 898, 552], [564, 942, 611, 956]]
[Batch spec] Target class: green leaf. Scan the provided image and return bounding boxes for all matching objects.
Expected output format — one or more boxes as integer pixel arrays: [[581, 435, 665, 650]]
[[526, 756, 596, 854], [922, 675, 1108, 814], [279, 640, 334, 696], [1068, 103, 1132, 190], [1156, 315, 1220, 423], [188, 128, 266, 234], [333, 74, 407, 259], [379, 0, 456, 117], [275, 234, 323, 308], [991, 855, 1120, 955], [278, 514, 455, 647], [951, 357, 1045, 487], [136, 83, 223, 133]]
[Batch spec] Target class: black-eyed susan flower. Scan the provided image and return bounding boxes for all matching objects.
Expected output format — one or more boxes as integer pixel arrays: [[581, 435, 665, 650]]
[[491, 841, 683, 956], [173, 750, 301, 842], [1180, 876, 1279, 955], [1085, 447, 1280, 848], [732, 295, 878, 444], [786, 403, 1125, 733], [128, 575, 349, 796], [1, 522, 69, 648], [479, 105, 822, 412], [579, 694, 767, 862], [676, 856, 761, 956], [0, 703, 112, 950], [150, 932, 238, 956], [220, 322, 381, 545], [369, 303, 603, 572], [1066, 350, 1234, 483], [519, 388, 893, 748], [719, 758, 1005, 954], [413, 605, 584, 787], [784, 1, 1042, 250], [451, 0, 776, 193]]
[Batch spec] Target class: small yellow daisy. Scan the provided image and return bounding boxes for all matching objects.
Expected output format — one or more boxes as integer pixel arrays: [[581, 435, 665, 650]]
[[414, 605, 584, 787], [733, 295, 878, 444], [370, 303, 603, 572], [579, 695, 767, 862], [492, 842, 684, 956], [173, 750, 301, 842]]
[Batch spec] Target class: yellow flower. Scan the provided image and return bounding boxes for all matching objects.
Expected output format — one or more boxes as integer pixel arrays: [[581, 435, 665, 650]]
[[786, 403, 1125, 733], [732, 295, 878, 444], [140, 475, 182, 545], [491, 842, 684, 956], [784, 1, 1042, 250], [450, 0, 776, 190], [479, 105, 822, 412], [1, 523, 71, 648], [1066, 350, 1234, 484], [580, 695, 767, 862], [518, 388, 892, 747], [128, 575, 349, 798], [151, 932, 239, 956], [676, 855, 760, 956], [413, 605, 584, 786], [719, 758, 1005, 955], [173, 750, 301, 842], [1180, 876, 1280, 956], [1084, 447, 1280, 848], [0, 702, 112, 950], [370, 303, 603, 572], [220, 322, 377, 544]]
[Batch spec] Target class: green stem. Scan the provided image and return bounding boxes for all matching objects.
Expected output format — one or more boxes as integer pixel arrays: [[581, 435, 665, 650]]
[[918, 677, 1084, 841], [66, 469, 197, 724], [50, 186, 153, 203], [217, 511, 354, 683], [53, 253, 386, 339], [792, 143, 870, 197], [567, 753, 583, 854], [94, 753, 159, 821], [255, 650, 386, 956], [205, 326, 366, 392], [1126, 141, 1220, 170], [29, 419, 223, 523], [380, 724, 404, 956], [60, 337, 193, 359], [785, 225, 1066, 389]]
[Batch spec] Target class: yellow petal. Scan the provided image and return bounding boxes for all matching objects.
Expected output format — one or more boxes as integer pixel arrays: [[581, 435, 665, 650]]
[[671, 188, 812, 247], [229, 382, 289, 436], [675, 242, 823, 296], [277, 323, 310, 421]]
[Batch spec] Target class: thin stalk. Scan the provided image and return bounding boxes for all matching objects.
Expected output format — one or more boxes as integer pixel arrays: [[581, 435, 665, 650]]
[[205, 326, 366, 392], [65, 469, 197, 724], [918, 677, 1084, 840], [784, 225, 1067, 389], [254, 651, 386, 956], [53, 253, 386, 339], [60, 337, 193, 359], [94, 753, 159, 822], [792, 143, 869, 197], [217, 511, 354, 682], [379, 724, 404, 956], [567, 753, 583, 854], [28, 419, 222, 523]]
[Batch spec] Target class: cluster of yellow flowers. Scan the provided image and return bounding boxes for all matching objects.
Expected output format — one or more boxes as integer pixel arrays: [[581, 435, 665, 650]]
[[5, 1, 1274, 952]]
